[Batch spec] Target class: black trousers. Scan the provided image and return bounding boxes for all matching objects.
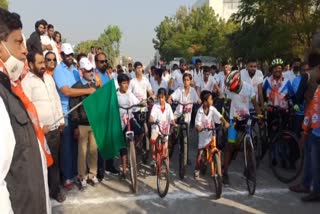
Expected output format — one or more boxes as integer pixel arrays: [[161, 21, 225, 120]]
[[46, 129, 62, 198]]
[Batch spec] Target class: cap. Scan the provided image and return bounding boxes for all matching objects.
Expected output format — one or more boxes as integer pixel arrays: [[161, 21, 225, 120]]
[[61, 43, 74, 55], [79, 57, 94, 71]]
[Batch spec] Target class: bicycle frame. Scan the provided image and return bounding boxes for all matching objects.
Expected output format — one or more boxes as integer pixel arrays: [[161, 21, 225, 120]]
[[203, 128, 221, 176]]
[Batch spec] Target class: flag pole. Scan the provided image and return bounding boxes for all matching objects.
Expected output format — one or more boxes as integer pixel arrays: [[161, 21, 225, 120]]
[[50, 101, 83, 127]]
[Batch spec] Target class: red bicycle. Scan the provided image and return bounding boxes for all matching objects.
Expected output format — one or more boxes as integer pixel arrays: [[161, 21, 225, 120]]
[[151, 121, 171, 198]]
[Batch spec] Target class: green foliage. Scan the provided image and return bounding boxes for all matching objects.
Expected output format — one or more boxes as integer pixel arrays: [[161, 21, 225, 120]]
[[75, 25, 122, 67], [153, 5, 239, 62], [230, 0, 320, 62], [0, 0, 8, 9]]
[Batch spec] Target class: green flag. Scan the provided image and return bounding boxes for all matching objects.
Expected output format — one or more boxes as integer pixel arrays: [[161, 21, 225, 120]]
[[83, 79, 126, 160]]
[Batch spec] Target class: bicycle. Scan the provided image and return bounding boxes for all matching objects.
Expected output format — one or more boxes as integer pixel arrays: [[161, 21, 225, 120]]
[[199, 127, 223, 199], [119, 102, 145, 193], [151, 122, 171, 198], [168, 101, 193, 180], [266, 106, 303, 183], [234, 114, 262, 195], [134, 98, 153, 164]]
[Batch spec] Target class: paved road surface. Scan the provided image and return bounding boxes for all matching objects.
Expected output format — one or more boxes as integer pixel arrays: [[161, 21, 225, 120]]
[[53, 130, 320, 214]]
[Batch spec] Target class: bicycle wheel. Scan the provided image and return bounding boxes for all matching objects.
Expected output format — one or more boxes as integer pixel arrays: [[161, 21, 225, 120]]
[[269, 130, 303, 183], [252, 128, 262, 169], [179, 128, 188, 180], [129, 142, 138, 193], [157, 158, 170, 198], [142, 122, 149, 164], [211, 152, 222, 199], [244, 135, 256, 195]]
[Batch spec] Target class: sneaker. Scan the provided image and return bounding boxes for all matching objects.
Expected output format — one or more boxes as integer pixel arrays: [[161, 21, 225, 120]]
[[64, 180, 73, 191], [87, 177, 99, 186], [222, 173, 230, 187], [80, 179, 87, 188], [105, 167, 120, 176], [194, 170, 200, 179]]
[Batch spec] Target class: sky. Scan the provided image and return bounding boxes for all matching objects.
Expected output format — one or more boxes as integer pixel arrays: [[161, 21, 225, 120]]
[[9, 0, 197, 65]]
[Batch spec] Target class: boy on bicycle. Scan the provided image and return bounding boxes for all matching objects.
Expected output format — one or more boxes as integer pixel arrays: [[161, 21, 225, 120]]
[[149, 88, 175, 166], [168, 73, 201, 163], [194, 90, 230, 178], [117, 73, 145, 178], [222, 70, 262, 186]]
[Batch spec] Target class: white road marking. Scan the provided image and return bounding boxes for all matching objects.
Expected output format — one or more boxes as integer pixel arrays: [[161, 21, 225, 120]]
[[52, 187, 289, 207]]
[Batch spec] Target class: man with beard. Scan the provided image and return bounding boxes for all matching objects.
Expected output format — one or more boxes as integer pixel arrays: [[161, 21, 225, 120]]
[[240, 59, 264, 111], [27, 19, 49, 53], [0, 9, 50, 213], [53, 43, 96, 190], [22, 51, 66, 202]]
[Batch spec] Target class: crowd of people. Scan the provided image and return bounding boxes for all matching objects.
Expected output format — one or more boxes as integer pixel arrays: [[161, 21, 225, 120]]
[[0, 7, 320, 214]]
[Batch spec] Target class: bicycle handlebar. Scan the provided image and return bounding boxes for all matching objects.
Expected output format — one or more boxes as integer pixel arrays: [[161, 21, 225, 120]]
[[119, 102, 146, 111]]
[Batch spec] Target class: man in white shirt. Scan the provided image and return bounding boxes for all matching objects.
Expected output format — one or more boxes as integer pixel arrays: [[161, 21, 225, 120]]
[[240, 59, 264, 110], [152, 68, 168, 95], [127, 62, 135, 79], [191, 58, 203, 88], [22, 51, 65, 202], [169, 58, 189, 91], [0, 9, 50, 214], [214, 62, 231, 113], [41, 24, 61, 64]]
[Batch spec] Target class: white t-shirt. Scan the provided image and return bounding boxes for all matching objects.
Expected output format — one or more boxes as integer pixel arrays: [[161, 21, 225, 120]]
[[170, 69, 184, 90], [190, 69, 203, 87], [195, 106, 222, 149], [214, 72, 227, 98], [227, 82, 256, 119], [240, 69, 263, 109], [162, 73, 171, 83], [152, 80, 169, 95], [117, 90, 140, 130], [198, 77, 216, 92], [41, 35, 61, 64], [129, 76, 153, 101], [128, 71, 136, 80], [150, 103, 174, 135], [171, 87, 199, 123]]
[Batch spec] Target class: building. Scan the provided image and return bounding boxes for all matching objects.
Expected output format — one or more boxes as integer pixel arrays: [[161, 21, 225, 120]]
[[193, 0, 240, 20]]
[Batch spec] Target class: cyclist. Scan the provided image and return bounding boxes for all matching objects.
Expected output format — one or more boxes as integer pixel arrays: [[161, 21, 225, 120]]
[[169, 58, 190, 91], [168, 73, 201, 162], [214, 62, 231, 113], [240, 59, 264, 111], [149, 88, 175, 165], [152, 68, 169, 96], [222, 70, 262, 186], [194, 90, 230, 179], [191, 59, 203, 88], [117, 74, 144, 178], [263, 58, 293, 127], [196, 66, 219, 97]]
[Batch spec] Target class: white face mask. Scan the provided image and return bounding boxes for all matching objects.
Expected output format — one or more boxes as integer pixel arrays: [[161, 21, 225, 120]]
[[1, 42, 24, 81]]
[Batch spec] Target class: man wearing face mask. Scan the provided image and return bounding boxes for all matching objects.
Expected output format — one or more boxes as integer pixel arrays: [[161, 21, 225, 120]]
[[0, 9, 51, 214], [21, 51, 66, 202], [53, 43, 96, 190]]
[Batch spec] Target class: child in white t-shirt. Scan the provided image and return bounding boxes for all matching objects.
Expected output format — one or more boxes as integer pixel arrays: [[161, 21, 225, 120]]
[[195, 90, 230, 178], [117, 73, 144, 178], [149, 88, 175, 165], [168, 73, 201, 124]]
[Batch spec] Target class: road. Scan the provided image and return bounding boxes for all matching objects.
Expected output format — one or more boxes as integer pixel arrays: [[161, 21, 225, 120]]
[[52, 129, 320, 214]]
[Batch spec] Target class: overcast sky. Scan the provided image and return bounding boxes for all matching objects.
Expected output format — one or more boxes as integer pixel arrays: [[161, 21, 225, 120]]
[[9, 0, 197, 65]]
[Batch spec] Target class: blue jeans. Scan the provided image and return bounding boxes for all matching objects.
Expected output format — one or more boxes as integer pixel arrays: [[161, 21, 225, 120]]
[[60, 117, 78, 181], [303, 133, 320, 192]]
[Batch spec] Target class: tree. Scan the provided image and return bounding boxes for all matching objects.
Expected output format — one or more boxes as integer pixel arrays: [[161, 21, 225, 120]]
[[75, 25, 122, 67], [153, 5, 239, 62], [0, 0, 8, 9], [230, 0, 320, 62]]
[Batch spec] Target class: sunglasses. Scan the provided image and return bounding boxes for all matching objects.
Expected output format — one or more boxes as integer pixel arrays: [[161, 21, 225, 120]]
[[85, 69, 94, 73], [65, 54, 74, 58], [97, 60, 108, 64], [46, 58, 57, 62]]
